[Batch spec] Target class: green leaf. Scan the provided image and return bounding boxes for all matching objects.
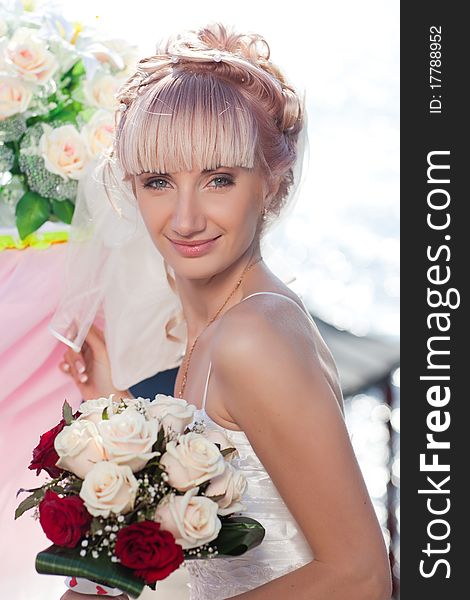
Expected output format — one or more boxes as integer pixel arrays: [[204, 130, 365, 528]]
[[49, 485, 67, 494], [90, 518, 103, 535], [15, 487, 46, 520], [78, 107, 96, 124], [15, 191, 51, 239], [101, 406, 110, 421], [51, 198, 74, 224], [58, 60, 85, 93], [70, 59, 86, 81], [215, 516, 265, 556], [186, 516, 266, 559], [36, 544, 145, 598], [62, 400, 74, 425], [48, 102, 82, 125], [153, 425, 166, 454], [63, 479, 83, 494], [221, 447, 237, 459]]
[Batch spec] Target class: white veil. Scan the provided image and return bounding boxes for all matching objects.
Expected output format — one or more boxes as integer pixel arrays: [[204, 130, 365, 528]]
[[49, 99, 310, 392]]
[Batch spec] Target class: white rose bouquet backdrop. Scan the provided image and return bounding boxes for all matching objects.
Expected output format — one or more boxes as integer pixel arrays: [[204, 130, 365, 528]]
[[15, 394, 265, 598], [0, 2, 137, 246]]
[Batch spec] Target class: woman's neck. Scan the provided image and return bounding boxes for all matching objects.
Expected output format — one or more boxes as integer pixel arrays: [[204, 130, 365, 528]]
[[174, 245, 264, 341]]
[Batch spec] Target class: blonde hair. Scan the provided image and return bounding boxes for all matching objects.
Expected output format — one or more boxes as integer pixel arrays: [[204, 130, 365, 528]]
[[108, 22, 305, 343]]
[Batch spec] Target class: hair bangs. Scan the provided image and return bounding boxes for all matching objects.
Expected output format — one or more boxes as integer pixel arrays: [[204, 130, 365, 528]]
[[118, 72, 259, 176]]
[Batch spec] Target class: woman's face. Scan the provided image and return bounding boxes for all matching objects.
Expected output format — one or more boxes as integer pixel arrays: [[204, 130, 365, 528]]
[[133, 165, 267, 279]]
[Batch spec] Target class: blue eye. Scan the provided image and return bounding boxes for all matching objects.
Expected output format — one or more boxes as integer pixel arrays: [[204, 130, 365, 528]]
[[142, 174, 235, 190], [210, 175, 234, 188], [143, 178, 168, 190]]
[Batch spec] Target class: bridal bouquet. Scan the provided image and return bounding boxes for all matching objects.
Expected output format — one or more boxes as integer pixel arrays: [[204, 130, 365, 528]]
[[0, 1, 138, 244], [16, 394, 265, 597]]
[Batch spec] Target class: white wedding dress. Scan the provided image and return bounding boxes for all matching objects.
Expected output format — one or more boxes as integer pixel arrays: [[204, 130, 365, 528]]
[[184, 292, 315, 599]]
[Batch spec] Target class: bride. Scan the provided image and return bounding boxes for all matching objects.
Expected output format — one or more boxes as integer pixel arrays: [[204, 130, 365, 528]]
[[57, 22, 392, 600]]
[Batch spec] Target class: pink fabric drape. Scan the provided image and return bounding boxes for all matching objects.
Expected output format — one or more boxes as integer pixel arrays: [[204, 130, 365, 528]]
[[0, 244, 82, 598]]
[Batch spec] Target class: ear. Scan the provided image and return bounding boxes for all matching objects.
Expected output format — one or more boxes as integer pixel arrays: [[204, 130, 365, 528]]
[[262, 175, 282, 210]]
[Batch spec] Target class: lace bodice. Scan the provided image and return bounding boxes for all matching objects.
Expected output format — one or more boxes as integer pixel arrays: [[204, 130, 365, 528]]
[[185, 292, 314, 600]]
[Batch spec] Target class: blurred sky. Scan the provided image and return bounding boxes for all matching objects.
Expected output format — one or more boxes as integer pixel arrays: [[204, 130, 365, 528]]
[[60, 0, 400, 339]]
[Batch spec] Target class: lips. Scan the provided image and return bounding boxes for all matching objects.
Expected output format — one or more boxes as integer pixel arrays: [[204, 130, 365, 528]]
[[170, 236, 221, 246], [169, 235, 221, 257]]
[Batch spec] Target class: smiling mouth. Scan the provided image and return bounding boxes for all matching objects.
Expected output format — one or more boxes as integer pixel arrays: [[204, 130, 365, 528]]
[[169, 235, 222, 246]]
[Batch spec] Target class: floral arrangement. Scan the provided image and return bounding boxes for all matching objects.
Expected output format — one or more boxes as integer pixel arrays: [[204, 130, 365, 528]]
[[16, 394, 265, 597], [0, 1, 138, 247]]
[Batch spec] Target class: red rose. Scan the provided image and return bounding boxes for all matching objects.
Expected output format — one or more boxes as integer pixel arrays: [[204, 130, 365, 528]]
[[28, 419, 66, 478], [39, 490, 91, 548], [115, 521, 184, 584], [29, 412, 79, 478]]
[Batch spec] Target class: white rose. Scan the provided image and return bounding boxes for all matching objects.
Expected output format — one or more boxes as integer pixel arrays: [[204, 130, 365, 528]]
[[154, 488, 222, 549], [79, 461, 138, 517], [5, 27, 58, 84], [160, 432, 225, 492], [54, 420, 106, 479], [97, 406, 159, 472], [84, 71, 125, 111], [204, 428, 238, 461], [0, 76, 33, 120], [77, 394, 120, 424], [147, 395, 196, 435], [81, 109, 115, 158], [85, 38, 138, 74], [205, 462, 247, 516], [39, 123, 89, 180]]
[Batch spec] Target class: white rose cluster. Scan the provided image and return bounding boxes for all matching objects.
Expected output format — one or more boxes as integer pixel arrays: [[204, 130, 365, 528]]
[[156, 426, 247, 548], [0, 23, 132, 174], [53, 393, 248, 549], [36, 111, 117, 180]]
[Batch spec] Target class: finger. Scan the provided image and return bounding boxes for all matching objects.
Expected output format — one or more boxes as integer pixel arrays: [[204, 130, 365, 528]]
[[81, 343, 95, 375], [89, 322, 105, 342], [84, 327, 108, 363], [64, 348, 87, 378], [59, 361, 71, 374], [86, 324, 106, 349], [67, 351, 89, 385]]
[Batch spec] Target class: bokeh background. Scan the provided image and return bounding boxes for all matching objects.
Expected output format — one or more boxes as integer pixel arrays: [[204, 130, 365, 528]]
[[0, 0, 399, 598]]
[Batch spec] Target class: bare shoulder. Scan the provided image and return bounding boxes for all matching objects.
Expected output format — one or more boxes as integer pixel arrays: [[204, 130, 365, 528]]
[[211, 291, 344, 413], [213, 291, 313, 362]]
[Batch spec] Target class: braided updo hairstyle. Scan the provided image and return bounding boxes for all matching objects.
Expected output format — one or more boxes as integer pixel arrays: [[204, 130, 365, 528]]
[[111, 22, 305, 236]]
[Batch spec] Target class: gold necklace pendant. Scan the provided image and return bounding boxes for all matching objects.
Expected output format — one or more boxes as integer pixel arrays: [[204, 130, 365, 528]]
[[177, 255, 263, 399]]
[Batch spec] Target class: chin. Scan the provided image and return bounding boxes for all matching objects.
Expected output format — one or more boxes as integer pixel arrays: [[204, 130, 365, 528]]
[[172, 259, 225, 280]]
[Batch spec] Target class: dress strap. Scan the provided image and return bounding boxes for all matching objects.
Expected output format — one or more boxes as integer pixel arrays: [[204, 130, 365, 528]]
[[202, 360, 212, 412], [240, 291, 312, 321], [201, 291, 311, 412]]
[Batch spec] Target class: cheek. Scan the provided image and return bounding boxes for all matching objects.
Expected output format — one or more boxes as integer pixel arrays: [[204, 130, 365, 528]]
[[227, 201, 259, 238], [218, 192, 259, 227], [137, 198, 166, 237]]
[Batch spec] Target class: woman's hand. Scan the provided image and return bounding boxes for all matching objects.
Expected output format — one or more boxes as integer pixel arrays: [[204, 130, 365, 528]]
[[60, 591, 129, 600], [59, 323, 130, 401]]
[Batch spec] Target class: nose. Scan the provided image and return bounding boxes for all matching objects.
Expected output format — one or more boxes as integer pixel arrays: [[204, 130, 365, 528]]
[[170, 189, 206, 237]]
